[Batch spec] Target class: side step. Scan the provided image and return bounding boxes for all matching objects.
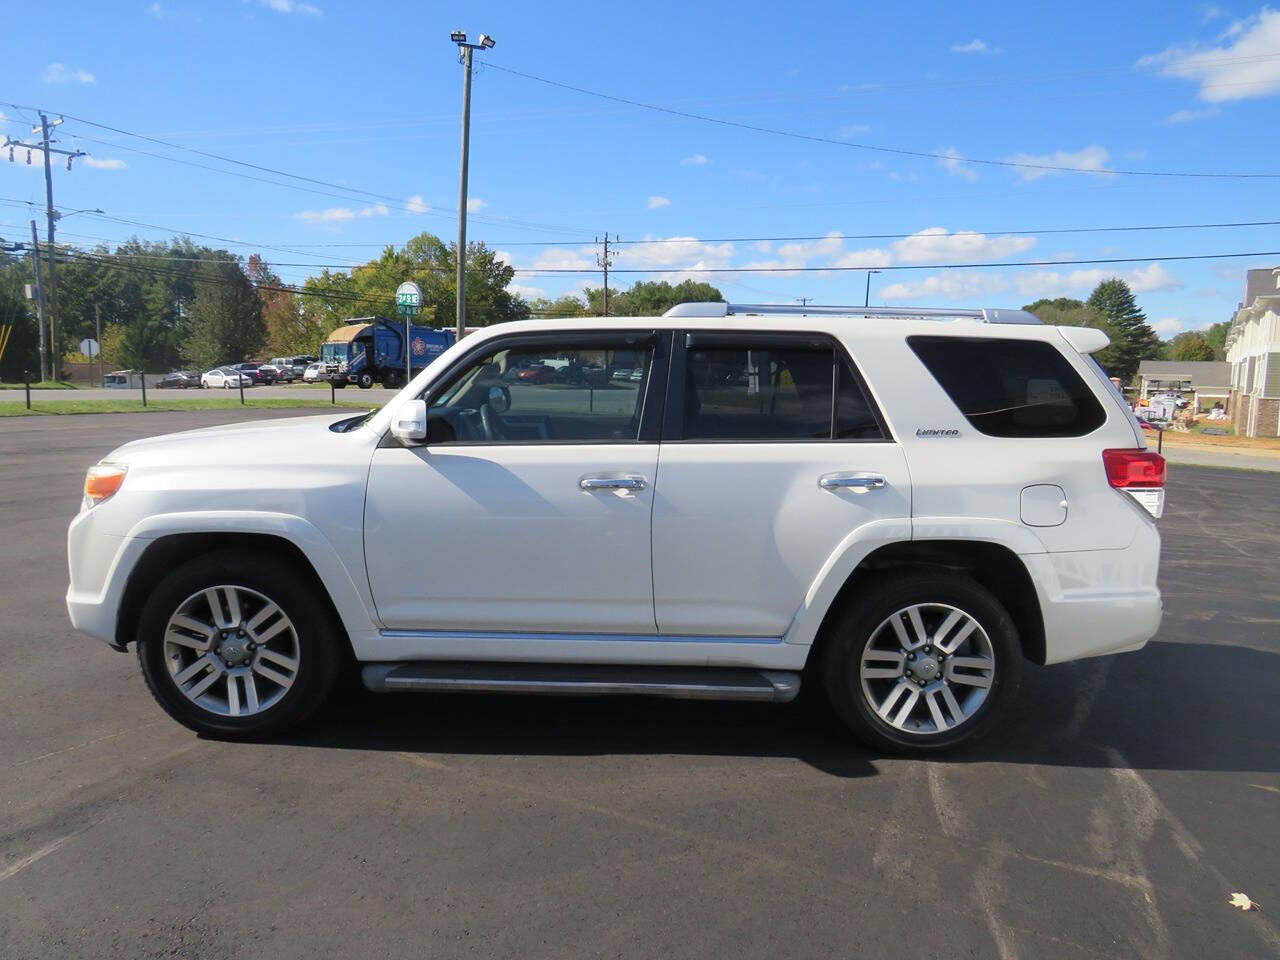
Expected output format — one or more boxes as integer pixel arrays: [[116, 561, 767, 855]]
[[361, 661, 801, 703]]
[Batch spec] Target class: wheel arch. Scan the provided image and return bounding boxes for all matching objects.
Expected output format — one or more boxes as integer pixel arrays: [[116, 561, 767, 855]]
[[115, 530, 363, 653], [807, 540, 1047, 668]]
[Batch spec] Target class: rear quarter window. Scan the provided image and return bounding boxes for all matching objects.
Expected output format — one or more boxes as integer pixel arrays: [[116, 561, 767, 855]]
[[908, 336, 1106, 438]]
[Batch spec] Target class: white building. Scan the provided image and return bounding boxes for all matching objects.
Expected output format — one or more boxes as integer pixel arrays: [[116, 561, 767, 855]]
[[1225, 267, 1280, 437]]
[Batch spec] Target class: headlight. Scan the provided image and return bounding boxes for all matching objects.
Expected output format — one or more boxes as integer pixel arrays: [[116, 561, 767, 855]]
[[84, 464, 127, 508]]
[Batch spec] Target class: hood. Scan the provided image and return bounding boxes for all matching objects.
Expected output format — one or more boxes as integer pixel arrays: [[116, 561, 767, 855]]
[[102, 413, 365, 466]]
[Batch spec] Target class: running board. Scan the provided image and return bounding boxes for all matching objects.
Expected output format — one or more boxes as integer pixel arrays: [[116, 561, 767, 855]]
[[361, 661, 801, 703]]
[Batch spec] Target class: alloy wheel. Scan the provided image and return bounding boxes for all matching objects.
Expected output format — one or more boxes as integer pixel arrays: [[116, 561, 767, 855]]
[[162, 585, 301, 718], [859, 603, 995, 735]]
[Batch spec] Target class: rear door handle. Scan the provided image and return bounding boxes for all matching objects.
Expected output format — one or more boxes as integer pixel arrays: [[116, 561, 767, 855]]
[[580, 474, 648, 491], [819, 472, 886, 492]]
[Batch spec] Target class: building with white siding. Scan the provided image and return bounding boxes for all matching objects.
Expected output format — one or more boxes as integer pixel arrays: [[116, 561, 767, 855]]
[[1225, 267, 1280, 437]]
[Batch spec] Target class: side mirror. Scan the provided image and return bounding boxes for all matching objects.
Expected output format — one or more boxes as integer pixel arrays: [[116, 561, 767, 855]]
[[390, 399, 427, 444], [487, 384, 511, 414]]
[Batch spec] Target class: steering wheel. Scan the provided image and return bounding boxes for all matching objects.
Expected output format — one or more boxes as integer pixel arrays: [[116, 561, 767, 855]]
[[480, 401, 507, 442]]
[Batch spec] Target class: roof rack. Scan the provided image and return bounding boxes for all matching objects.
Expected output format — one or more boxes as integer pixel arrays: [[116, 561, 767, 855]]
[[661, 302, 1041, 325]]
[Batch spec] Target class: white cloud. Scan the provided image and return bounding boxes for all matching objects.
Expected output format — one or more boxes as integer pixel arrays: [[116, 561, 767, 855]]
[[680, 153, 708, 166], [1138, 8, 1280, 102], [1166, 106, 1220, 122], [951, 39, 1001, 54], [891, 227, 1037, 263], [1014, 263, 1182, 297], [358, 203, 389, 217], [466, 197, 486, 212], [295, 207, 355, 223], [936, 146, 978, 181], [260, 0, 322, 14], [830, 248, 894, 269], [1006, 145, 1112, 181], [880, 272, 1010, 301], [838, 123, 871, 138], [647, 195, 671, 209], [1152, 317, 1187, 337], [147, 2, 166, 17], [83, 156, 127, 170], [530, 248, 595, 271], [508, 283, 547, 299], [1202, 5, 1229, 22], [43, 63, 96, 85], [406, 195, 430, 214], [616, 236, 735, 272]]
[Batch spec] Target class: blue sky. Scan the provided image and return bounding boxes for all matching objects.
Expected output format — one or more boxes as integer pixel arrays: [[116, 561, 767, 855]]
[[3, 0, 1279, 336]]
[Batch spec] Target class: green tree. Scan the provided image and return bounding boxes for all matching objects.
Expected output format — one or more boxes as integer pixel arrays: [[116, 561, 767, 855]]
[[1202, 320, 1229, 360], [0, 254, 37, 381], [1083, 279, 1161, 382], [248, 255, 311, 355], [1168, 330, 1217, 361], [182, 260, 265, 369], [528, 295, 589, 318], [583, 279, 724, 316], [300, 232, 528, 335]]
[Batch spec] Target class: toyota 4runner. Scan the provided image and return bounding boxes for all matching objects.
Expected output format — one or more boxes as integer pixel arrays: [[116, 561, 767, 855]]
[[66, 302, 1165, 753]]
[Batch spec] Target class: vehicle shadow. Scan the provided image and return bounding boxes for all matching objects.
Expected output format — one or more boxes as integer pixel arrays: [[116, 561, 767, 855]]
[[279, 640, 1277, 780]]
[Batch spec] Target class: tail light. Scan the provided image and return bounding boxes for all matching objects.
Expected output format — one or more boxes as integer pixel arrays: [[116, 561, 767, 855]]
[[1103, 449, 1165, 518]]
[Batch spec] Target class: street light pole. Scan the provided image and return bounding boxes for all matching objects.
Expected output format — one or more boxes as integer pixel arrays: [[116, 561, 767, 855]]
[[451, 31, 495, 341], [865, 269, 881, 307]]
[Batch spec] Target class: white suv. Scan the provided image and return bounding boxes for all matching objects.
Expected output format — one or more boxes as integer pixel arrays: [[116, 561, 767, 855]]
[[66, 303, 1165, 753]]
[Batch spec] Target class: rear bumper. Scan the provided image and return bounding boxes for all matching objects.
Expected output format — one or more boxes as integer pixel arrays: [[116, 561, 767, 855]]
[[1021, 521, 1163, 665]]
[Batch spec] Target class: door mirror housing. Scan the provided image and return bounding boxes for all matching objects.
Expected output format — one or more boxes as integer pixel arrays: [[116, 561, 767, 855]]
[[487, 384, 511, 414], [391, 399, 428, 444]]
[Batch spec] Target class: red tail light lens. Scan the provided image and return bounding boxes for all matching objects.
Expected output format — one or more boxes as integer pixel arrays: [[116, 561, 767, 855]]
[[1102, 449, 1166, 488]]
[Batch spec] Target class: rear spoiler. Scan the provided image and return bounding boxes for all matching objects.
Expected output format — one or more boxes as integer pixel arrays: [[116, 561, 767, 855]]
[[1056, 326, 1110, 354]]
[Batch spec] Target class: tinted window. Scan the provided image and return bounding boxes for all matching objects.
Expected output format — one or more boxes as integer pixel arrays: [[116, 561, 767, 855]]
[[908, 336, 1106, 437], [427, 342, 653, 443], [681, 343, 884, 441]]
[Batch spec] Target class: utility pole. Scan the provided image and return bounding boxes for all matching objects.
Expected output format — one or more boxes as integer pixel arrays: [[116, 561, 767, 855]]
[[596, 233, 618, 316], [94, 302, 102, 388], [865, 269, 881, 308], [30, 221, 48, 382], [5, 115, 84, 381], [796, 297, 812, 308], [450, 31, 496, 340]]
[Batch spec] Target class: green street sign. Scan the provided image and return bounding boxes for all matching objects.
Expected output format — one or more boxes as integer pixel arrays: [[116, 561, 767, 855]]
[[396, 281, 422, 316]]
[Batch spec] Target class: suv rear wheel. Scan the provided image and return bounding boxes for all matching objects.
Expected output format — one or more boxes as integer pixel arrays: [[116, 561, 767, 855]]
[[821, 572, 1021, 754], [136, 550, 341, 739]]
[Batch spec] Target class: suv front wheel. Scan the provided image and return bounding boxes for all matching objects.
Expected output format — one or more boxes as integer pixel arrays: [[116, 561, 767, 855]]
[[821, 573, 1021, 754], [135, 550, 341, 739]]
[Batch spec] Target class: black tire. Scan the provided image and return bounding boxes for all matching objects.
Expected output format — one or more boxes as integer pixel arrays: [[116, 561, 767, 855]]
[[357, 372, 374, 389], [820, 572, 1021, 755], [135, 549, 342, 740]]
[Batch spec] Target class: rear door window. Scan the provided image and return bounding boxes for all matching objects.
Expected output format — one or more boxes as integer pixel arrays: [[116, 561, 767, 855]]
[[674, 335, 885, 441], [908, 336, 1106, 437]]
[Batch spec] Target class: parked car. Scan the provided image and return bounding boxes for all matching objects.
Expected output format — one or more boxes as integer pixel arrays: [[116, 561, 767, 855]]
[[67, 301, 1165, 753], [302, 362, 323, 383], [517, 364, 557, 384], [291, 355, 318, 378], [154, 371, 200, 389], [262, 359, 297, 383], [231, 362, 274, 385], [200, 367, 253, 389], [628, 367, 645, 382]]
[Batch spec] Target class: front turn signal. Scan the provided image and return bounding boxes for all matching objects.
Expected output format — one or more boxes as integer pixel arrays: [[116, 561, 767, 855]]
[[84, 464, 127, 507]]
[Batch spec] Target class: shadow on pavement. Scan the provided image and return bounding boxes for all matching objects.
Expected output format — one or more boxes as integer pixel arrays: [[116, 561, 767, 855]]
[[278, 640, 1276, 780]]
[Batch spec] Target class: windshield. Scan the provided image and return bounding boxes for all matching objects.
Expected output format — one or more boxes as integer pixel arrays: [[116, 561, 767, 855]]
[[321, 342, 350, 362]]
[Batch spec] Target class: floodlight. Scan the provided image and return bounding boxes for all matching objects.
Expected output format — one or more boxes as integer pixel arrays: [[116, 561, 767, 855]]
[[450, 30, 466, 43], [478, 34, 495, 48]]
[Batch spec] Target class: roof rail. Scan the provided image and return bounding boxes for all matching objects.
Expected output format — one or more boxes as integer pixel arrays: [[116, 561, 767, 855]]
[[661, 302, 1041, 324]]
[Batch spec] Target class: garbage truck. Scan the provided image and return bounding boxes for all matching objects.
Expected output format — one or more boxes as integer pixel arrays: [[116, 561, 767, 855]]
[[318, 316, 456, 389]]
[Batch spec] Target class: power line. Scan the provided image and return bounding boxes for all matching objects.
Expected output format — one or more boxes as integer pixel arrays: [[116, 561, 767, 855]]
[[485, 63, 1280, 180]]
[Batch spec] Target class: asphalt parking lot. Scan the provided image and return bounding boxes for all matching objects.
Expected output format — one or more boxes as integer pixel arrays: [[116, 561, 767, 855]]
[[1, 410, 1277, 960]]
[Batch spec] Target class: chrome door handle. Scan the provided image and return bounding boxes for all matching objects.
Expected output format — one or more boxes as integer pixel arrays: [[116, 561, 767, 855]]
[[819, 472, 886, 492], [580, 475, 648, 491]]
